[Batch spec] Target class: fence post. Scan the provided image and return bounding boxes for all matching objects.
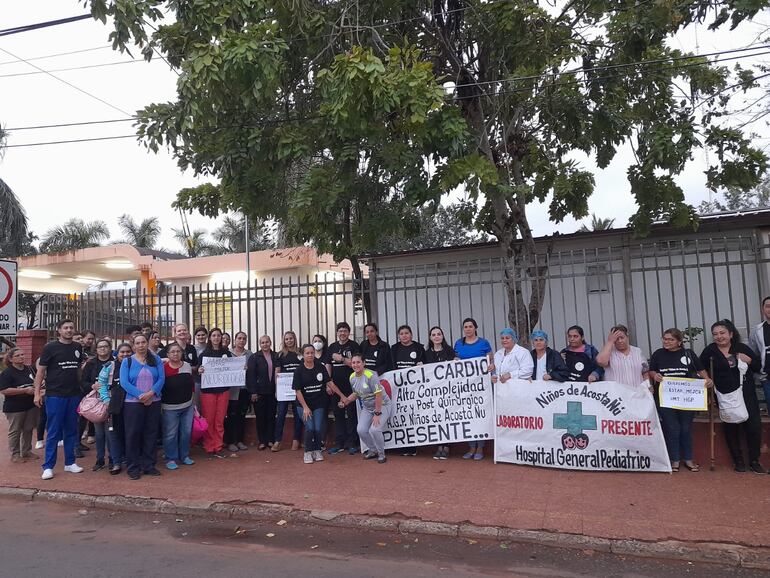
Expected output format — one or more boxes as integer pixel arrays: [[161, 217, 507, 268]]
[[621, 244, 637, 341], [181, 286, 190, 328], [367, 262, 378, 325]]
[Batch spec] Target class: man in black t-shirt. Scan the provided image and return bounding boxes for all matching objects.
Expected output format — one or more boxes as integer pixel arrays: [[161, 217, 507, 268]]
[[159, 323, 199, 368], [324, 322, 361, 454], [34, 318, 85, 480]]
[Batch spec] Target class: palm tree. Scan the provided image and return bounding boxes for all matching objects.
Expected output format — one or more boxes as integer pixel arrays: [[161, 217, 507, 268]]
[[117, 214, 161, 249], [211, 214, 273, 253], [39, 219, 110, 253], [172, 227, 214, 257], [0, 177, 29, 257], [578, 214, 616, 233]]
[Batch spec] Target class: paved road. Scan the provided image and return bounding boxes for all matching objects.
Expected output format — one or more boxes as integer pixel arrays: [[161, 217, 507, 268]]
[[0, 498, 763, 577]]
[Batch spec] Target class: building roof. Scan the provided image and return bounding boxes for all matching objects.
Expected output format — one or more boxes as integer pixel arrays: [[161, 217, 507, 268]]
[[364, 208, 770, 261]]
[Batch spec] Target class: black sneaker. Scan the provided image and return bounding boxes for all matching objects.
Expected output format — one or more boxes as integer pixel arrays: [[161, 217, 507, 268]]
[[750, 461, 766, 474], [92, 461, 105, 472], [143, 468, 161, 476], [378, 455, 387, 464], [128, 471, 141, 480], [401, 448, 417, 456], [109, 465, 122, 476], [735, 462, 747, 472]]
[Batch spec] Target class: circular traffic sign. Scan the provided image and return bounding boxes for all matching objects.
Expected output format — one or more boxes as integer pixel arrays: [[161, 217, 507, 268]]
[[0, 266, 13, 309]]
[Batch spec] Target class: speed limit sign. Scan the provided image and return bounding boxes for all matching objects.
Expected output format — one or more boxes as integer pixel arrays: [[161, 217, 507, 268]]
[[0, 260, 18, 336]]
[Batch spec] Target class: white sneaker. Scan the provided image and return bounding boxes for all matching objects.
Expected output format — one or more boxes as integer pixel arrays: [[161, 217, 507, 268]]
[[64, 463, 84, 474], [303, 451, 313, 464], [41, 468, 54, 480], [35, 441, 44, 450], [57, 440, 63, 447], [312, 450, 324, 462]]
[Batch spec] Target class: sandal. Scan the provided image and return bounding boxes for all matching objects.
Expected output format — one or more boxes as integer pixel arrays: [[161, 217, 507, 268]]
[[684, 462, 700, 472], [671, 465, 680, 472]]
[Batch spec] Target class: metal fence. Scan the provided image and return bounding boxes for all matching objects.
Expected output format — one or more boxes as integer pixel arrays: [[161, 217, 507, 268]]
[[36, 273, 368, 349], [371, 235, 770, 356]]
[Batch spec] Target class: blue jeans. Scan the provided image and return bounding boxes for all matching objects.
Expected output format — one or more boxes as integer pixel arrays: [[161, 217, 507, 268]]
[[303, 407, 327, 452], [43, 396, 80, 470], [275, 400, 303, 443], [762, 380, 770, 414], [107, 413, 125, 466], [162, 404, 194, 462], [94, 421, 107, 464], [659, 407, 695, 462]]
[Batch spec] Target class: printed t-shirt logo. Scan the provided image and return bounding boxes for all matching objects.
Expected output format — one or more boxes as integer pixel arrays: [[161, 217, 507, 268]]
[[574, 361, 584, 371], [410, 351, 417, 359], [374, 351, 378, 357], [680, 356, 688, 365], [316, 372, 323, 381], [74, 350, 81, 359]]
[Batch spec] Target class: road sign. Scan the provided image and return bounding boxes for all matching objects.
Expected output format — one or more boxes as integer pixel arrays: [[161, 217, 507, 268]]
[[0, 260, 18, 336]]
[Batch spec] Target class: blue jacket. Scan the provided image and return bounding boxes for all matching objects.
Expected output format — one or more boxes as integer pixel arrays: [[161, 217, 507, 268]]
[[119, 354, 165, 401]]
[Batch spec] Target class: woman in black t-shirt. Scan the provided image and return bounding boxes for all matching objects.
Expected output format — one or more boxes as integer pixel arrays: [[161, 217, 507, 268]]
[[424, 326, 456, 460], [649, 328, 712, 472], [700, 320, 764, 473], [293, 344, 348, 465], [197, 328, 233, 458], [360, 323, 392, 375], [0, 348, 39, 463], [390, 325, 424, 456], [274, 331, 303, 452]]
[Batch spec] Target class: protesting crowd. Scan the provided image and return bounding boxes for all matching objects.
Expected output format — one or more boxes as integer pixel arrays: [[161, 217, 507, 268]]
[[1, 294, 769, 480]]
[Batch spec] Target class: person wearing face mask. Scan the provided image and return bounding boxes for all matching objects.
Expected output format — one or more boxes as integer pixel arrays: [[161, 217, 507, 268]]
[[529, 330, 570, 382], [324, 322, 361, 455], [561, 325, 604, 383], [700, 319, 764, 474], [596, 325, 649, 387], [340, 354, 391, 464], [360, 323, 391, 375], [246, 335, 279, 450], [748, 296, 770, 416]]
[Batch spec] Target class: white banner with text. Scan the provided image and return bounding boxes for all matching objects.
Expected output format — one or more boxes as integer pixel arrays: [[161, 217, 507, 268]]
[[201, 357, 247, 389], [377, 357, 494, 449], [494, 380, 671, 472]]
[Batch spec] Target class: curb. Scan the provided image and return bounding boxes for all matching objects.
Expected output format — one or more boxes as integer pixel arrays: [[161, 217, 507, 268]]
[[1, 485, 768, 570]]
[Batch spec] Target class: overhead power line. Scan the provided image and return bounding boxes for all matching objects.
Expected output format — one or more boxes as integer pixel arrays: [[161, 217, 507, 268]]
[[5, 118, 136, 131], [0, 45, 110, 66], [4, 134, 137, 148], [0, 59, 139, 78], [0, 14, 92, 37], [0, 46, 133, 117]]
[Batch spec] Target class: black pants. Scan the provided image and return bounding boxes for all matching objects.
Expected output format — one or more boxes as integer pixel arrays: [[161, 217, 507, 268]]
[[123, 401, 161, 476], [253, 394, 277, 446], [224, 390, 251, 445], [332, 397, 359, 449], [722, 385, 762, 465]]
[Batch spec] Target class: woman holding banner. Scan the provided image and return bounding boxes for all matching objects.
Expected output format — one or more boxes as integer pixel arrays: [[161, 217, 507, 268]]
[[649, 328, 711, 472], [293, 344, 349, 464], [224, 332, 252, 453], [699, 320, 764, 474], [390, 325, 424, 456], [425, 326, 455, 459], [561, 326, 604, 382], [491, 329, 534, 385], [454, 318, 493, 461], [274, 331, 303, 452], [341, 354, 391, 464], [529, 330, 570, 382], [198, 328, 232, 459]]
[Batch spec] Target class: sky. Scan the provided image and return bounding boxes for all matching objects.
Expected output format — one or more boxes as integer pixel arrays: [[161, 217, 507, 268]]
[[0, 2, 768, 253]]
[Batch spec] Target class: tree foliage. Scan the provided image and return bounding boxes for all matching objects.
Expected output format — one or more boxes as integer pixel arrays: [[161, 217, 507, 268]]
[[117, 214, 161, 248], [39, 218, 110, 253], [90, 0, 769, 336], [172, 227, 214, 258], [211, 214, 274, 254], [697, 174, 770, 213]]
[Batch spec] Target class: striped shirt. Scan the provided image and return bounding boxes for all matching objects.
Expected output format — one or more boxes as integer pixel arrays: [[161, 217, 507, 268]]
[[604, 346, 648, 388]]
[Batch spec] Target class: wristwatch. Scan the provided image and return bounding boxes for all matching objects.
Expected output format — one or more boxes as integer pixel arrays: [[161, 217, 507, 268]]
[[373, 411, 382, 416]]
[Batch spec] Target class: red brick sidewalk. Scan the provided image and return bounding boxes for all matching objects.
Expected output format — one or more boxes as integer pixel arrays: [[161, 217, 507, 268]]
[[1, 417, 769, 549]]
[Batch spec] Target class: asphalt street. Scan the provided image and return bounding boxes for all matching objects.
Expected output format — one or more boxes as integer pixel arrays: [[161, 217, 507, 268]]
[[0, 498, 764, 577]]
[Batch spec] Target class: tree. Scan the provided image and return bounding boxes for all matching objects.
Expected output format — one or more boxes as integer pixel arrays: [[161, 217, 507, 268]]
[[172, 227, 213, 258], [578, 214, 616, 233], [697, 175, 770, 214], [0, 231, 37, 259], [0, 128, 30, 257], [91, 0, 769, 338], [39, 219, 110, 253], [376, 202, 489, 252], [116, 214, 161, 249], [211, 214, 274, 254]]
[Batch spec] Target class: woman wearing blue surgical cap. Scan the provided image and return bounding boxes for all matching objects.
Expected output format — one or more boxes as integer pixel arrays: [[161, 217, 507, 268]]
[[491, 329, 534, 385], [530, 330, 570, 382]]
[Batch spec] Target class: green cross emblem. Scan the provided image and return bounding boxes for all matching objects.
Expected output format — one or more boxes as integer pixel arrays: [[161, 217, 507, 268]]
[[553, 401, 597, 436]]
